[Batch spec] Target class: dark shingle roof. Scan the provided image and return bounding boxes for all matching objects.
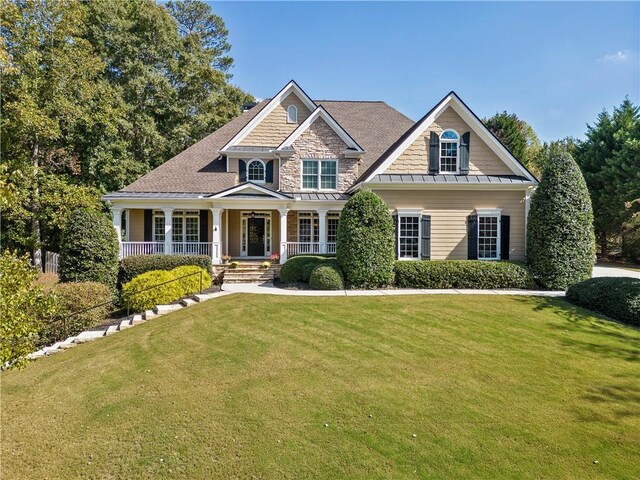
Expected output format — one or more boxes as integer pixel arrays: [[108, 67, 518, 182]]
[[117, 98, 414, 195]]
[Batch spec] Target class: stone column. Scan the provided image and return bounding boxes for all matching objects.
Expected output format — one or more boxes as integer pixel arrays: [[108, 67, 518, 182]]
[[163, 208, 173, 255], [316, 209, 328, 254], [279, 208, 289, 263], [211, 207, 223, 264]]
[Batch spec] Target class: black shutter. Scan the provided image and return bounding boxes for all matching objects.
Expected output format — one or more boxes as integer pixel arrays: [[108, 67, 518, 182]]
[[265, 160, 274, 183], [500, 215, 510, 260], [467, 214, 478, 260], [199, 210, 208, 243], [421, 215, 431, 260], [144, 210, 153, 242], [460, 132, 470, 175], [239, 159, 247, 182], [393, 214, 399, 259], [429, 131, 439, 174]]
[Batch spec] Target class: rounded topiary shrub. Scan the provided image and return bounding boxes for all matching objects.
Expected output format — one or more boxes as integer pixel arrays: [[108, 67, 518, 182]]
[[566, 277, 640, 326], [336, 191, 395, 288], [59, 209, 119, 289], [279, 255, 334, 284], [527, 152, 595, 289], [309, 264, 345, 290]]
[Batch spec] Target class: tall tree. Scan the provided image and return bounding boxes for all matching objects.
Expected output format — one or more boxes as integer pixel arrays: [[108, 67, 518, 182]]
[[484, 111, 541, 175], [575, 98, 640, 256]]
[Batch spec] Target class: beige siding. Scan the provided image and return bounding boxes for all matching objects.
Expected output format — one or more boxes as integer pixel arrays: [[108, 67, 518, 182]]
[[384, 107, 514, 176], [128, 209, 145, 241], [228, 157, 279, 190], [239, 93, 312, 146], [374, 189, 527, 261]]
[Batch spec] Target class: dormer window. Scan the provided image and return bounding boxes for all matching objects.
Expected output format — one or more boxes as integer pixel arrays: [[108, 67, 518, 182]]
[[439, 129, 459, 174], [247, 159, 266, 183], [287, 105, 298, 123]]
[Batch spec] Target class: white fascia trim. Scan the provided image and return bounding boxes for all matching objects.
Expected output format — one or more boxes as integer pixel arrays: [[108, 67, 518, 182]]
[[221, 81, 317, 151], [363, 93, 537, 183], [210, 182, 291, 200], [277, 106, 364, 152], [396, 208, 424, 215]]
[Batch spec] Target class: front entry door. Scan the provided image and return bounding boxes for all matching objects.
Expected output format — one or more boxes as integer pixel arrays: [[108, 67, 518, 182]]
[[247, 218, 265, 256]]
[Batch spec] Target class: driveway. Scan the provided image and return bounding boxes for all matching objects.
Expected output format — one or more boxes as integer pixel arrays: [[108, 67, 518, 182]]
[[592, 263, 640, 279]]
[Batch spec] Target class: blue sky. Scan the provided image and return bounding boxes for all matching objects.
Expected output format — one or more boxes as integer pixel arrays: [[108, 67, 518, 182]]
[[213, 1, 639, 141]]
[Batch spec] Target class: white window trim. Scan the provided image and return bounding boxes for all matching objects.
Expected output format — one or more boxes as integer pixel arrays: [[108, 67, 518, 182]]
[[397, 214, 422, 260], [300, 158, 339, 191], [439, 129, 460, 175], [476, 208, 502, 261], [297, 212, 319, 243], [247, 158, 266, 184], [287, 104, 298, 124]]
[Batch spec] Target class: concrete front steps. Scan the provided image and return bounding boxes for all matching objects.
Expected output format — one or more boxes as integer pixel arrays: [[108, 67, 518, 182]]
[[223, 262, 281, 284], [26, 290, 233, 362]]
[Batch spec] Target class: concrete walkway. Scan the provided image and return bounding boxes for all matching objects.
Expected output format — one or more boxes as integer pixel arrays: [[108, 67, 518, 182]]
[[222, 283, 565, 297], [592, 264, 640, 279]]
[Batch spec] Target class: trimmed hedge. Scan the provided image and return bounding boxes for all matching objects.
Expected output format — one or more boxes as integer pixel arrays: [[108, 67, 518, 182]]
[[309, 264, 345, 290], [59, 209, 119, 289], [337, 191, 395, 288], [40, 282, 113, 347], [118, 254, 212, 286], [527, 151, 595, 289], [566, 277, 640, 326], [280, 256, 337, 284], [394, 260, 536, 289], [121, 266, 212, 313]]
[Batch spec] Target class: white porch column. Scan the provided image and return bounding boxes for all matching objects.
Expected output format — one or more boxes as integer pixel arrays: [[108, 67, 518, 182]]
[[279, 208, 289, 263], [112, 207, 123, 258], [162, 208, 173, 255], [211, 207, 223, 264], [316, 209, 328, 254]]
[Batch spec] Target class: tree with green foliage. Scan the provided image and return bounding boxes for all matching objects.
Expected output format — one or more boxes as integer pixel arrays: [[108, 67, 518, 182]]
[[336, 191, 395, 288], [59, 209, 119, 288], [484, 111, 542, 175], [527, 151, 595, 289], [1, 0, 253, 259], [529, 137, 578, 175], [0, 251, 56, 370], [575, 98, 640, 257]]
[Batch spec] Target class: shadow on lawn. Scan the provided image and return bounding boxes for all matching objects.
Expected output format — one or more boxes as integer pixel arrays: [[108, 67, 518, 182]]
[[514, 296, 640, 363]]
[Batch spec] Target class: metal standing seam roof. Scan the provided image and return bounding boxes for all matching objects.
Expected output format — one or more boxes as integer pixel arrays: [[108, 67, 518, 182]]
[[289, 192, 351, 200], [368, 174, 533, 184]]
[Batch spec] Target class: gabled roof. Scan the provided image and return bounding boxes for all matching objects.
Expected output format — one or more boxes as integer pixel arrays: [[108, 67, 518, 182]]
[[220, 80, 317, 151], [209, 182, 292, 200], [359, 91, 538, 184], [277, 106, 364, 152]]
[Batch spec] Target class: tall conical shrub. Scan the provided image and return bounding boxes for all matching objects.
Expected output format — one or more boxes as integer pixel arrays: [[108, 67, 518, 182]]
[[527, 151, 595, 289]]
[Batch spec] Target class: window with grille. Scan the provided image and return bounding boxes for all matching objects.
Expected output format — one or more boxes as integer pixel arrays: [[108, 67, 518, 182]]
[[439, 129, 459, 173], [154, 215, 165, 243], [399, 216, 420, 259], [327, 215, 339, 243], [302, 159, 337, 190], [478, 215, 499, 260], [247, 159, 265, 183]]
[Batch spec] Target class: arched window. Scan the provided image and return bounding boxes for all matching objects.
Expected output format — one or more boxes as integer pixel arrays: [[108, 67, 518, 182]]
[[247, 159, 265, 183], [439, 129, 459, 173], [287, 105, 298, 123]]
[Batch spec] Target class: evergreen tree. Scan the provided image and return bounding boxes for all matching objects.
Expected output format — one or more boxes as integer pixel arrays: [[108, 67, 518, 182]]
[[527, 152, 595, 289], [484, 111, 541, 174]]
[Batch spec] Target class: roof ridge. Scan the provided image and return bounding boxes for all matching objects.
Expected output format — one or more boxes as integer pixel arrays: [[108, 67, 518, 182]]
[[315, 99, 385, 103]]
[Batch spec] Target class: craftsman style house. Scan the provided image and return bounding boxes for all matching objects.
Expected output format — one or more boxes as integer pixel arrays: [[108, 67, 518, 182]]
[[103, 81, 537, 264]]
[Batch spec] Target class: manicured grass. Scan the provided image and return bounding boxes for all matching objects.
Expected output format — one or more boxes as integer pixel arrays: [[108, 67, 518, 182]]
[[2, 294, 640, 479]]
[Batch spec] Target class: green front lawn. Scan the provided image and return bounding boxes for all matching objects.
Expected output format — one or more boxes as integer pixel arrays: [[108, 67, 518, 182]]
[[3, 295, 640, 479]]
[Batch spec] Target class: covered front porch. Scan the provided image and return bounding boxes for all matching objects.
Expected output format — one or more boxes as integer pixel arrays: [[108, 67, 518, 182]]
[[108, 184, 345, 264]]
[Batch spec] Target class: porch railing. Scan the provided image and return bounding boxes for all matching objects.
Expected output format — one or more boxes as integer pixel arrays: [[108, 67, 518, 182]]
[[286, 242, 336, 257], [120, 242, 165, 257], [171, 242, 212, 256]]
